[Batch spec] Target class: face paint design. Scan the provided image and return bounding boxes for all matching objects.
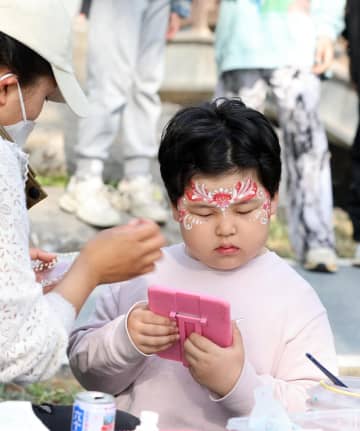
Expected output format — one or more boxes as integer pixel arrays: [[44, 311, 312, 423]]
[[177, 177, 262, 230], [253, 188, 272, 225], [186, 177, 258, 211], [177, 197, 203, 230]]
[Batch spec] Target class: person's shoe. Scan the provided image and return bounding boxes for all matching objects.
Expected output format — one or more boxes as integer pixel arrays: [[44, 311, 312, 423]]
[[114, 175, 169, 224], [59, 176, 122, 228], [303, 247, 338, 273]]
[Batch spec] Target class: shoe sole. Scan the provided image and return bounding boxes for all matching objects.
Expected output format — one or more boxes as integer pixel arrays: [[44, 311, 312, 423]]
[[303, 262, 338, 273]]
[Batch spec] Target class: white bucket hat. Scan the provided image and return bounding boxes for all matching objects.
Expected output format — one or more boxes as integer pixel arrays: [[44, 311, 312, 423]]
[[0, 0, 88, 117]]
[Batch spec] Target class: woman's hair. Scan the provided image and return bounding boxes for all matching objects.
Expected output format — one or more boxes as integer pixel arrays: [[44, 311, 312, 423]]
[[158, 98, 281, 204], [0, 32, 54, 86]]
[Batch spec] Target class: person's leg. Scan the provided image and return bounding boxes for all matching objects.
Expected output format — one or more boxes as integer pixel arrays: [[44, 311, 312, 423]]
[[115, 0, 170, 223], [60, 0, 145, 227], [348, 102, 360, 266], [271, 67, 337, 271]]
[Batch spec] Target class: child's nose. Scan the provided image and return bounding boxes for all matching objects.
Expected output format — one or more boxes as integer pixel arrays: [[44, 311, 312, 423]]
[[215, 213, 237, 236]]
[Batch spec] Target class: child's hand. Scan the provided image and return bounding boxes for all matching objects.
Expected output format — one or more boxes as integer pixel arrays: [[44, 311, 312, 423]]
[[184, 322, 244, 397], [127, 304, 179, 355]]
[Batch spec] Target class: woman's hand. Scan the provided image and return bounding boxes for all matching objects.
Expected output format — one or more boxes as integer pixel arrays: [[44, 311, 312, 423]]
[[184, 322, 244, 397], [30, 247, 58, 293], [54, 219, 166, 313], [127, 303, 179, 355], [30, 247, 57, 268], [79, 219, 166, 286]]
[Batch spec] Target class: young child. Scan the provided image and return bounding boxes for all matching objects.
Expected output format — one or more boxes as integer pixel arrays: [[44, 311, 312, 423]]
[[68, 99, 337, 431]]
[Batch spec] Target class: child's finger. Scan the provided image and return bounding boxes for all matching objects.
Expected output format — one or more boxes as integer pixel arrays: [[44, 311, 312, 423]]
[[184, 337, 206, 360], [140, 333, 179, 348], [156, 341, 178, 352], [187, 332, 216, 353], [139, 323, 178, 337], [184, 352, 198, 368], [141, 310, 177, 327]]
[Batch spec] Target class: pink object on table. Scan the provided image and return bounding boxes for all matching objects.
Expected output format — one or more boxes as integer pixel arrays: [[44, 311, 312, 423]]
[[148, 285, 232, 366]]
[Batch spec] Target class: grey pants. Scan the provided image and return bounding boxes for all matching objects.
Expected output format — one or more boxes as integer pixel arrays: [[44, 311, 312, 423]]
[[218, 68, 335, 260], [75, 0, 170, 178]]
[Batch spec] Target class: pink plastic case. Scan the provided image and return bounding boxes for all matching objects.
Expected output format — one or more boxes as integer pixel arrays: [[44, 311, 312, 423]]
[[148, 285, 233, 366]]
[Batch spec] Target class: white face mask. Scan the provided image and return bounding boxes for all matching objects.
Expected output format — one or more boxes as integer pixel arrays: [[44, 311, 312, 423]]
[[0, 73, 36, 147]]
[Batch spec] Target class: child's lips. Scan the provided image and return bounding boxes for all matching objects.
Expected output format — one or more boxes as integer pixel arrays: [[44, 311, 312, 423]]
[[215, 245, 240, 255]]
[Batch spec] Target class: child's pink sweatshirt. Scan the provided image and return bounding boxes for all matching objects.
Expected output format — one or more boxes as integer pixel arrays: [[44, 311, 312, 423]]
[[68, 245, 337, 431]]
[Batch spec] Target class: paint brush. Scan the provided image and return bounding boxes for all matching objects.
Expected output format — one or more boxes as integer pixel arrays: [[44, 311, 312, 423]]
[[306, 353, 348, 388]]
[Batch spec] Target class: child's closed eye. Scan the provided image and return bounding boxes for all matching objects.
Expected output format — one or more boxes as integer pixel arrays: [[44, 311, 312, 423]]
[[193, 211, 213, 217], [236, 209, 254, 215]]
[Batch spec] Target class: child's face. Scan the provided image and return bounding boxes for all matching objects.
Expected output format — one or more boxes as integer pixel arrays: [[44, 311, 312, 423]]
[[172, 171, 278, 271]]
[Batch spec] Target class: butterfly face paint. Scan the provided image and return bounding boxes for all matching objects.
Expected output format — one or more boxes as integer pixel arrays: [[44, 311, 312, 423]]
[[177, 177, 272, 230]]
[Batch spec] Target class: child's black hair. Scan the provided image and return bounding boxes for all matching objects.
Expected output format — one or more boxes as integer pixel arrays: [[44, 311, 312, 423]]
[[158, 98, 281, 205], [0, 32, 54, 86]]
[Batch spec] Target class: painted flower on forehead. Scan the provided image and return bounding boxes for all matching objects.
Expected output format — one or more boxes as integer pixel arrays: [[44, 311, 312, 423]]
[[185, 177, 258, 210]]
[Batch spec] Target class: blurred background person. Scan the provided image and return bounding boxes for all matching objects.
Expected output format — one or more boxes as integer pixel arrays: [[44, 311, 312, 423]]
[[215, 0, 345, 273], [345, 0, 360, 267], [59, 0, 191, 228], [80, 0, 91, 18], [179, 0, 218, 39]]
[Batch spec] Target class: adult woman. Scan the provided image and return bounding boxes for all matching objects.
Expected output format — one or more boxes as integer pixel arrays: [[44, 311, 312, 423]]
[[0, 0, 165, 384]]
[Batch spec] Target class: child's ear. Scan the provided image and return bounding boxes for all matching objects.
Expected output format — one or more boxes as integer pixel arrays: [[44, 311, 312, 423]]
[[270, 192, 279, 216]]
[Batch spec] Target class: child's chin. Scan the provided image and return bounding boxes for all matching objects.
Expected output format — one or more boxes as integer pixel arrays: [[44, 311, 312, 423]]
[[207, 258, 246, 271]]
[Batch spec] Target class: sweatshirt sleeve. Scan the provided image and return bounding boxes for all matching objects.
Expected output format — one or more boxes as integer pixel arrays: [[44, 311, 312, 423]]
[[0, 142, 76, 383], [210, 310, 337, 416], [311, 0, 346, 40], [68, 281, 149, 396]]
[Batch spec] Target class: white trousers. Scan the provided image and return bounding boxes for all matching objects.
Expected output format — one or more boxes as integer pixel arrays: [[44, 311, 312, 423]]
[[75, 0, 170, 178]]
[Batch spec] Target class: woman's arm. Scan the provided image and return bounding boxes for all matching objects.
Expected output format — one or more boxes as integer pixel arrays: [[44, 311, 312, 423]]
[[0, 142, 73, 382], [0, 142, 165, 383]]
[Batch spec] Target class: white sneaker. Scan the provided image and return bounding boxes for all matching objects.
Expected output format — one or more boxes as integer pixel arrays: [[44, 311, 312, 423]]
[[114, 175, 169, 224], [59, 176, 122, 228], [303, 247, 338, 273]]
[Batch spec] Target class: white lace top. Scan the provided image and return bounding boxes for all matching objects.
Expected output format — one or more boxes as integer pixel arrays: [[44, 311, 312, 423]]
[[0, 136, 75, 383]]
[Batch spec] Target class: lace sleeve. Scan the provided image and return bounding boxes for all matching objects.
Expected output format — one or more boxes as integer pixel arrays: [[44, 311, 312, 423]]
[[0, 140, 75, 383]]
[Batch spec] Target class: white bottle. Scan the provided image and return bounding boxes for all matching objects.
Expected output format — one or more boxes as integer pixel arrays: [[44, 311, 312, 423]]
[[135, 411, 159, 431]]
